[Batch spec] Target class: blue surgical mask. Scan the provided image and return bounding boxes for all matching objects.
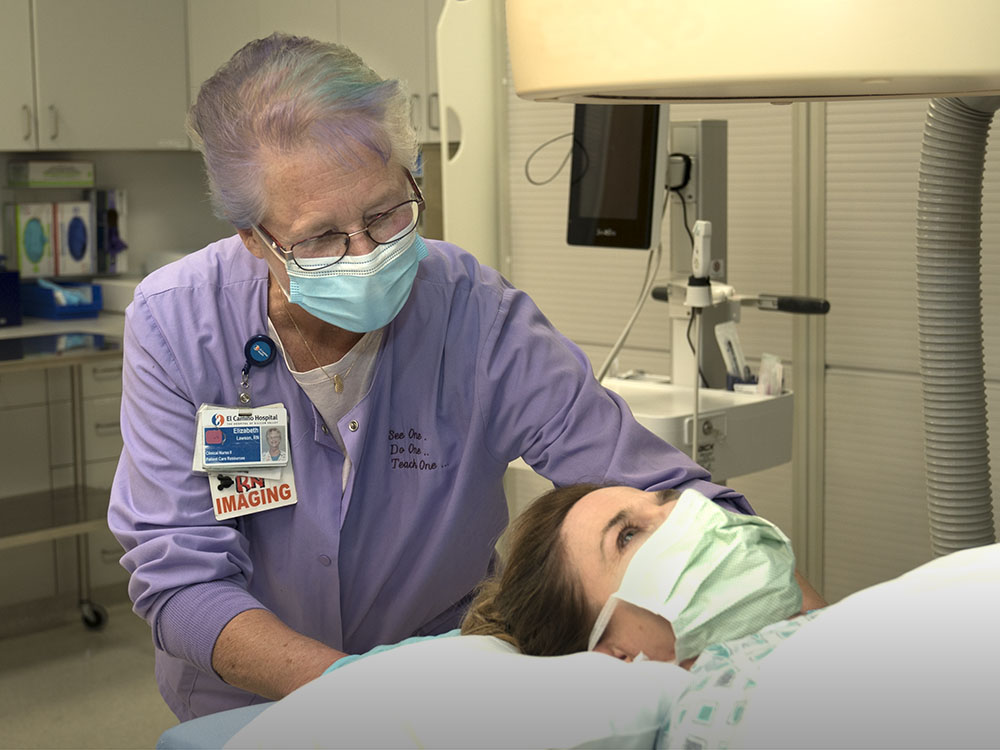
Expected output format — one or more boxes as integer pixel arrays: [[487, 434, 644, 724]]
[[278, 231, 428, 333]]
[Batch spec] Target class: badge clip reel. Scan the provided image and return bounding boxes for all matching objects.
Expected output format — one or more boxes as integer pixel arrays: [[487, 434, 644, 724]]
[[239, 334, 276, 410]]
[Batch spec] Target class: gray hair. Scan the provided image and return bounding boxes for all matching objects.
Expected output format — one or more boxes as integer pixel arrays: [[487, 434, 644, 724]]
[[187, 33, 419, 229]]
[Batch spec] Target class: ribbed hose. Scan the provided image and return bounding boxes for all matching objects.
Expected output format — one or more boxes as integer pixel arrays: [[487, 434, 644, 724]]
[[916, 96, 1000, 555]]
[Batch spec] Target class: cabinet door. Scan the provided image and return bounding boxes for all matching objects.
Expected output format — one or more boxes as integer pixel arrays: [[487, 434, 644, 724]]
[[32, 0, 189, 150], [187, 0, 261, 107], [340, 0, 429, 141], [187, 0, 341, 108], [0, 0, 36, 150]]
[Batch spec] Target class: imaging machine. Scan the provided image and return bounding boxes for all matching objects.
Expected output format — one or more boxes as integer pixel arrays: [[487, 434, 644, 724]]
[[506, 0, 1000, 557]]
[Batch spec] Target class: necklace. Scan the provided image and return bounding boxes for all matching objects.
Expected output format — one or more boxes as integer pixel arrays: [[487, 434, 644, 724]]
[[283, 307, 372, 393]]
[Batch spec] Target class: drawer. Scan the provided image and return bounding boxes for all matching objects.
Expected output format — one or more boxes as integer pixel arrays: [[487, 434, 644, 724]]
[[0, 371, 48, 408], [0, 405, 52, 498], [81, 357, 124, 398], [88, 525, 129, 588], [82, 395, 123, 462]]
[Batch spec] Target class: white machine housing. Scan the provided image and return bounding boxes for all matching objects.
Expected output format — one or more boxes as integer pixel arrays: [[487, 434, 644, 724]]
[[505, 0, 1000, 103]]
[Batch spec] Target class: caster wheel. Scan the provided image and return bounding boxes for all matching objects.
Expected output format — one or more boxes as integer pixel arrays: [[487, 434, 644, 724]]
[[81, 601, 108, 630]]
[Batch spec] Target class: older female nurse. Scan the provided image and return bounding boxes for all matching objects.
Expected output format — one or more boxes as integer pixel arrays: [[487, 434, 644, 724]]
[[107, 33, 782, 721]]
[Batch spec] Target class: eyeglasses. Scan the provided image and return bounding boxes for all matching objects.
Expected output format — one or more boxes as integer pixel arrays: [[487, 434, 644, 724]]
[[255, 170, 424, 271]]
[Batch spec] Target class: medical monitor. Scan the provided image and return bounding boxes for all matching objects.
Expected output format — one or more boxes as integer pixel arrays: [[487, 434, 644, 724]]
[[567, 104, 668, 250]]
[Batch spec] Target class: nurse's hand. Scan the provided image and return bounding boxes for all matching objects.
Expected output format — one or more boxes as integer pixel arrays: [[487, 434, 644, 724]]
[[795, 570, 827, 611], [212, 608, 347, 700]]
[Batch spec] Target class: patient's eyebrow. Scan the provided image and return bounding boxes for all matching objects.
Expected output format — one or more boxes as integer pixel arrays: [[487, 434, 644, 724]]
[[600, 509, 628, 562], [655, 488, 680, 505]]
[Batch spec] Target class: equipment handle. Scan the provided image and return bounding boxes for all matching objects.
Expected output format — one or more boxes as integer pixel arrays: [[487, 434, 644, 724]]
[[757, 295, 830, 314]]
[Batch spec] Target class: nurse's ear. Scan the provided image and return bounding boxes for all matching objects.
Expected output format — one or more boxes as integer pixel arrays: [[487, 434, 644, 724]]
[[237, 227, 266, 259]]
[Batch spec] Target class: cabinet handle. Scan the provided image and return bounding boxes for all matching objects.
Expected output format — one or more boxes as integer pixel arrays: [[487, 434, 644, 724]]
[[428, 93, 440, 132], [410, 94, 421, 131], [94, 421, 121, 435], [48, 105, 59, 141], [21, 105, 32, 141], [90, 364, 123, 380]]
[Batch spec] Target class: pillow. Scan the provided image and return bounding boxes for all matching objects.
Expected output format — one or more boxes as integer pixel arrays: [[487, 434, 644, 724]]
[[225, 633, 691, 749], [321, 629, 461, 675], [729, 543, 1000, 749]]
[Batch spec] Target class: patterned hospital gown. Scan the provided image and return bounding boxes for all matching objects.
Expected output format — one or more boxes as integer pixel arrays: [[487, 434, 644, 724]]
[[656, 610, 824, 749]]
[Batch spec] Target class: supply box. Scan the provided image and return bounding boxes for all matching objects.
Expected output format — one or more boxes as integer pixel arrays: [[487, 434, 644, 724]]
[[89, 188, 128, 274], [5, 203, 55, 278], [55, 201, 95, 276], [8, 160, 95, 188], [20, 281, 102, 319]]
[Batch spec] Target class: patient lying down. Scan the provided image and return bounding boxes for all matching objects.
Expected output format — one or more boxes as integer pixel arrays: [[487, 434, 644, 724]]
[[461, 484, 821, 665], [461, 484, 824, 747]]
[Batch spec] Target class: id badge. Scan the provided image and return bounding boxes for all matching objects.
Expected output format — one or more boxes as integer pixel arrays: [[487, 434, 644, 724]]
[[197, 404, 288, 471]]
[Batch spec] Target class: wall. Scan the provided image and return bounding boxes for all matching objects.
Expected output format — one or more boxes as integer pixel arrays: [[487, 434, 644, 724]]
[[822, 99, 1000, 600]]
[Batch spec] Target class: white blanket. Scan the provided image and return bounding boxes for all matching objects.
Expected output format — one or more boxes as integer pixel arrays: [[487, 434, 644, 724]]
[[732, 543, 1000, 749]]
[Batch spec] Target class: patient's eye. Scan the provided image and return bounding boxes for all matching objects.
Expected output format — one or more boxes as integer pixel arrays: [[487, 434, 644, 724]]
[[616, 525, 639, 551]]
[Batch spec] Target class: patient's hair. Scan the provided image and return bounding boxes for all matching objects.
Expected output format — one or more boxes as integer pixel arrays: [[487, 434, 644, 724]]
[[461, 483, 608, 656]]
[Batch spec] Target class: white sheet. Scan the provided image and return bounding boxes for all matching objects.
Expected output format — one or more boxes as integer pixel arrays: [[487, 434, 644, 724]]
[[731, 543, 1000, 749]]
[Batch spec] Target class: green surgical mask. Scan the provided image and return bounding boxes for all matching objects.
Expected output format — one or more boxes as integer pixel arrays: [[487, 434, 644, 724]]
[[588, 489, 802, 663]]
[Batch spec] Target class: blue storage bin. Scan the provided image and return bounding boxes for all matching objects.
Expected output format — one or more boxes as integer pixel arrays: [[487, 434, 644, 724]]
[[20, 281, 102, 319]]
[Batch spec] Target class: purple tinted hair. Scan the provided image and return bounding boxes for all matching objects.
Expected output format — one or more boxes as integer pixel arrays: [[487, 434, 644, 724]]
[[187, 33, 418, 229]]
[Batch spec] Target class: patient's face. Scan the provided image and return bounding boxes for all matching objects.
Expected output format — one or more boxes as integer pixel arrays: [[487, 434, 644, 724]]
[[560, 486, 680, 661]]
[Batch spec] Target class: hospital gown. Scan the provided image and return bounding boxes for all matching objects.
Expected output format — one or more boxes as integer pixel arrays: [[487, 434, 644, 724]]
[[657, 610, 824, 749]]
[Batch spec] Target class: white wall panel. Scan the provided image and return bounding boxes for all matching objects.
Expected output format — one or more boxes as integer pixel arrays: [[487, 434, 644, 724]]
[[826, 100, 926, 372], [823, 370, 931, 602], [824, 99, 1000, 599]]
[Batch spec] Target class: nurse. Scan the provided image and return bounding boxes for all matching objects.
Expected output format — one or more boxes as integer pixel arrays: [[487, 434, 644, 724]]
[[108, 33, 751, 721]]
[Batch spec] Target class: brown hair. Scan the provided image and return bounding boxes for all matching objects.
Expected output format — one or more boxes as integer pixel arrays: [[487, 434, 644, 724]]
[[460, 483, 609, 656]]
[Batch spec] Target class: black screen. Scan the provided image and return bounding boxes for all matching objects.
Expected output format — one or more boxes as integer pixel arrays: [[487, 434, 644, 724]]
[[567, 104, 663, 249]]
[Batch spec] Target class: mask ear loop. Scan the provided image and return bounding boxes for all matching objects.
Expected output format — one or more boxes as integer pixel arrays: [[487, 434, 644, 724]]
[[588, 595, 621, 651]]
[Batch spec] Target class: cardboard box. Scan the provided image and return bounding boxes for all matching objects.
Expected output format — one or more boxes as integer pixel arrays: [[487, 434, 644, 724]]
[[90, 189, 128, 274], [8, 160, 95, 188], [6, 203, 55, 278], [55, 201, 95, 276]]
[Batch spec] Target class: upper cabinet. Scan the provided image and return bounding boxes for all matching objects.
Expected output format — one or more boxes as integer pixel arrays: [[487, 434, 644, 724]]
[[339, 1, 431, 142], [187, 1, 341, 107], [0, 1, 36, 151], [1, 0, 189, 151], [0, 0, 449, 151], [187, 0, 446, 145]]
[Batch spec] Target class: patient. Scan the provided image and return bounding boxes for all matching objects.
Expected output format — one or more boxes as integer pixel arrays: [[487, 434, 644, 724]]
[[461, 483, 823, 665]]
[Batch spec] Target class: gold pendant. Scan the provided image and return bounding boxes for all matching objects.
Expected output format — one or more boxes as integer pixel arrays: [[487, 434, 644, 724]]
[[333, 374, 344, 393]]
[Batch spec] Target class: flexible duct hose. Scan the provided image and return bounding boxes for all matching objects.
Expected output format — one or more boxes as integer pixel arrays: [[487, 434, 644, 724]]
[[916, 96, 1000, 555]]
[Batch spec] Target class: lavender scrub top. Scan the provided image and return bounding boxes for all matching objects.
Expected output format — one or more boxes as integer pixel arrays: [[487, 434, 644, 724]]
[[107, 236, 750, 721]]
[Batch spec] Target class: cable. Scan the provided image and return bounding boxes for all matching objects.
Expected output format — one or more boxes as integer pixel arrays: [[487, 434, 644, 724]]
[[672, 188, 696, 248], [595, 190, 670, 382], [691, 308, 701, 461], [524, 132, 577, 186], [685, 310, 709, 387]]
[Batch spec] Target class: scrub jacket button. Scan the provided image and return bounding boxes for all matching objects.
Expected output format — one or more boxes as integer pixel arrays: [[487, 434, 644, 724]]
[[348, 420, 359, 432], [321, 424, 329, 434], [318, 554, 332, 566]]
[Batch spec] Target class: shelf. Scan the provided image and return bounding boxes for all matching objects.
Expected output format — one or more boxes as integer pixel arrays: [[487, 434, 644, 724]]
[[603, 375, 794, 480], [0, 311, 125, 341], [0, 486, 111, 552]]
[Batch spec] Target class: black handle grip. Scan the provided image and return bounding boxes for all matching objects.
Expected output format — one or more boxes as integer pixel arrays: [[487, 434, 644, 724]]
[[758, 295, 830, 315], [651, 285, 670, 302]]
